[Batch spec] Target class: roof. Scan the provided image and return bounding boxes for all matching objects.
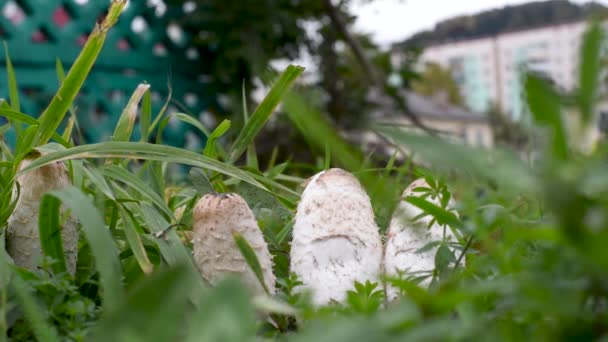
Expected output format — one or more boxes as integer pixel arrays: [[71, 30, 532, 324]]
[[369, 90, 487, 123]]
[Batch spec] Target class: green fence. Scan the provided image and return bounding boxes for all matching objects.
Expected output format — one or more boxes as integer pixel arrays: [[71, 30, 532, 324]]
[[0, 0, 218, 147]]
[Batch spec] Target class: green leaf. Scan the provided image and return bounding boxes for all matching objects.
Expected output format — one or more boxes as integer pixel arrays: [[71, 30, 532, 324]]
[[185, 278, 256, 342], [140, 89, 152, 142], [376, 125, 537, 195], [38, 195, 67, 274], [10, 275, 60, 342], [203, 119, 231, 159], [189, 168, 215, 195], [405, 196, 463, 231], [139, 203, 200, 272], [283, 92, 364, 171], [46, 186, 124, 313], [233, 232, 269, 294], [434, 244, 456, 272], [174, 112, 210, 136], [112, 83, 150, 142], [55, 58, 66, 83], [3, 42, 19, 113], [579, 20, 604, 125], [229, 65, 305, 162], [102, 165, 173, 219], [242, 82, 259, 170], [117, 204, 154, 274], [33, 0, 127, 147], [0, 108, 69, 147], [91, 264, 195, 342], [17, 142, 269, 194], [524, 73, 568, 159]]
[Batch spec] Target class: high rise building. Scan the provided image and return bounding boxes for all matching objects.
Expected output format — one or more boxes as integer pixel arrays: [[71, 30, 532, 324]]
[[405, 20, 603, 119]]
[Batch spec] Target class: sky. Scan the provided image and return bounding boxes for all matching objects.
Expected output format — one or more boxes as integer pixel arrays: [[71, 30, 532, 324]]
[[352, 0, 608, 47]]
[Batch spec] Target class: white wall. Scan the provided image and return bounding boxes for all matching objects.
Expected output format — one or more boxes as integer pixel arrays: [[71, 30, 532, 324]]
[[413, 20, 598, 119]]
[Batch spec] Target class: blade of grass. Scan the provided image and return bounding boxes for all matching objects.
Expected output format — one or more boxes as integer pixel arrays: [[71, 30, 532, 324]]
[[102, 165, 173, 219], [47, 186, 124, 313], [233, 232, 269, 294], [376, 125, 537, 194], [524, 73, 568, 159], [174, 113, 210, 136], [229, 65, 305, 162], [38, 195, 67, 274], [139, 90, 152, 142], [243, 81, 259, 169], [33, 0, 127, 147], [0, 108, 69, 147], [405, 196, 463, 232], [17, 142, 268, 193], [148, 84, 172, 138], [203, 119, 231, 159], [117, 204, 154, 274], [579, 20, 603, 125], [113, 83, 150, 142], [3, 42, 20, 113]]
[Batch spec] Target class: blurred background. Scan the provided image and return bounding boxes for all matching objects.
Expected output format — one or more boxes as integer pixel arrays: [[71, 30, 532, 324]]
[[1, 0, 607, 162]]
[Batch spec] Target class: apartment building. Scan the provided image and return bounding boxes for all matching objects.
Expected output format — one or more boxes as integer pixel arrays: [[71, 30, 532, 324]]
[[411, 20, 596, 119]]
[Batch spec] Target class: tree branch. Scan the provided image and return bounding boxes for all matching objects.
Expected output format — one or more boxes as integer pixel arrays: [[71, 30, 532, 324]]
[[321, 0, 438, 136]]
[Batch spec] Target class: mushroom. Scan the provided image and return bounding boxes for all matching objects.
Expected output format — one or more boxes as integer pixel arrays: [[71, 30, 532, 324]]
[[384, 178, 461, 301], [7, 156, 79, 274], [192, 193, 275, 295], [290, 168, 382, 306]]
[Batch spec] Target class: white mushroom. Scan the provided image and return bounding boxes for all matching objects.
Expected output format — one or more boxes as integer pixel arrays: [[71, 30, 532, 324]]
[[290, 168, 382, 306], [7, 156, 79, 274], [192, 193, 275, 295], [384, 178, 461, 301]]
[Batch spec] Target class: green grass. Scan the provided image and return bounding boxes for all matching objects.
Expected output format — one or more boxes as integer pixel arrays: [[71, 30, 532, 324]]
[[1, 2, 608, 340]]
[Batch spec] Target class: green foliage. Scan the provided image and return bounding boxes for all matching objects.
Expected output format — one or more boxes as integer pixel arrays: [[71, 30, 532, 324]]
[[1, 6, 608, 341], [411, 62, 464, 106]]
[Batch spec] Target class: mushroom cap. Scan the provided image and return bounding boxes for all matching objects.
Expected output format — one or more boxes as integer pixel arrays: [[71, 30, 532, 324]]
[[290, 168, 382, 306], [192, 193, 275, 295], [384, 178, 460, 300], [7, 157, 78, 274]]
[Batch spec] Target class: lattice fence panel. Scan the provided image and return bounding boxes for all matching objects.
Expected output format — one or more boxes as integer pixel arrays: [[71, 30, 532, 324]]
[[0, 0, 218, 148]]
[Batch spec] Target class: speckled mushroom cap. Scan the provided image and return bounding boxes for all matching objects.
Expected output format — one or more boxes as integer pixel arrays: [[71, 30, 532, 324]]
[[290, 168, 383, 306], [384, 178, 460, 301], [7, 157, 79, 274], [192, 193, 275, 295]]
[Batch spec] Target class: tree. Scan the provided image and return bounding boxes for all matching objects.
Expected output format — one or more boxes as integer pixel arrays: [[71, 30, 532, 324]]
[[411, 62, 464, 106]]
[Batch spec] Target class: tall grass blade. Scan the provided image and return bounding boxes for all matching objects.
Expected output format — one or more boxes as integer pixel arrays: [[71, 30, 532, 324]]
[[524, 73, 568, 159], [102, 165, 173, 218], [47, 187, 124, 313], [579, 20, 604, 125], [203, 119, 231, 159], [229, 65, 305, 162], [117, 204, 153, 274], [3, 43, 19, 112], [174, 113, 210, 136], [113, 83, 150, 142], [233, 232, 269, 294], [139, 90, 152, 142], [38, 195, 67, 274], [243, 81, 259, 169], [33, 0, 127, 147], [17, 142, 268, 192]]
